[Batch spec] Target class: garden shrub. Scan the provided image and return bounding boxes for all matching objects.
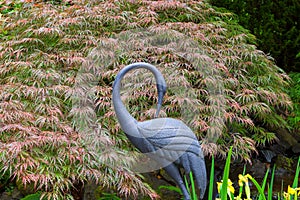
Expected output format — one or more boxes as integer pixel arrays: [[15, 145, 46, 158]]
[[0, 0, 294, 199]]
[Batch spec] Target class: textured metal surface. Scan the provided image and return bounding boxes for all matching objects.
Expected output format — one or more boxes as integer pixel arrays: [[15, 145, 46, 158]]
[[112, 62, 207, 199]]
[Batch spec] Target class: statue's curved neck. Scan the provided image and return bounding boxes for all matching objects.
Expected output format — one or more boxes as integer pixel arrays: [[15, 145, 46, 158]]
[[112, 62, 161, 134]]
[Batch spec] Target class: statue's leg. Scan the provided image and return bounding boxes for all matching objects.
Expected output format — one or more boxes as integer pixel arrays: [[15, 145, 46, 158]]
[[189, 153, 207, 199], [164, 163, 191, 200]]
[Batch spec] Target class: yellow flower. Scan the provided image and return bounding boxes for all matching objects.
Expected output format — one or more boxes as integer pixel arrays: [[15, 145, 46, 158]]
[[238, 174, 245, 187], [288, 185, 297, 195], [217, 181, 222, 193], [238, 174, 253, 185], [283, 191, 290, 200], [238, 174, 253, 199], [217, 179, 235, 200], [228, 179, 235, 194], [284, 185, 300, 200]]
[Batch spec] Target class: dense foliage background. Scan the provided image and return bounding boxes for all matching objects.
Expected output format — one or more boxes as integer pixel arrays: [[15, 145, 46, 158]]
[[210, 0, 300, 72], [0, 0, 298, 199]]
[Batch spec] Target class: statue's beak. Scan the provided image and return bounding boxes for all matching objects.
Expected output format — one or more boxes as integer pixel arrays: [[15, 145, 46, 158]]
[[155, 91, 164, 118]]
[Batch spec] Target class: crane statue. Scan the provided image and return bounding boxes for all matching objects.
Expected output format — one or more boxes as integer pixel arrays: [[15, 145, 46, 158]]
[[112, 62, 207, 199]]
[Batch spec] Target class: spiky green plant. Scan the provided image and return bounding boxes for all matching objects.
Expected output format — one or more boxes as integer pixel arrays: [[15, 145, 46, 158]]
[[0, 0, 293, 199], [215, 154, 300, 200]]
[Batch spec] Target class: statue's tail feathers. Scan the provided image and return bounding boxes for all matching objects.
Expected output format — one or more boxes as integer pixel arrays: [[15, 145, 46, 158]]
[[190, 154, 207, 199]]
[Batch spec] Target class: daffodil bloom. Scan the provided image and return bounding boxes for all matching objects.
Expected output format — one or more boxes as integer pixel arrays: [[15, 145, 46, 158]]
[[217, 181, 222, 193], [287, 185, 297, 195], [217, 179, 235, 200], [238, 174, 252, 200], [283, 191, 290, 200], [228, 179, 235, 194], [284, 185, 300, 200], [288, 186, 296, 195], [238, 174, 252, 185]]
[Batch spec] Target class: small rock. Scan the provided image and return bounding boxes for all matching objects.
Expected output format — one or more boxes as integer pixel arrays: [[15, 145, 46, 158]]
[[0, 188, 23, 200], [274, 128, 298, 149], [292, 143, 300, 153], [83, 181, 98, 200], [249, 159, 267, 178]]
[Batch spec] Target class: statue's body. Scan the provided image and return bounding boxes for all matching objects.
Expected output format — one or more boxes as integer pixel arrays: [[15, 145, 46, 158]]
[[112, 62, 207, 200]]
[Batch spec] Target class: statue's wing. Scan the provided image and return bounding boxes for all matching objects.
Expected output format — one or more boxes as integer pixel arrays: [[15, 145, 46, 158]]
[[137, 118, 203, 157]]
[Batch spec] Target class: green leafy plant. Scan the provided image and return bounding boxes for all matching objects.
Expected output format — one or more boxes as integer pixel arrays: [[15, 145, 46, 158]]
[[258, 167, 270, 200], [215, 150, 300, 200], [219, 146, 233, 200], [287, 156, 300, 200], [184, 172, 197, 200], [159, 149, 300, 199], [287, 72, 300, 130], [98, 192, 121, 200], [157, 155, 282, 200], [215, 146, 267, 200], [21, 192, 43, 200], [268, 166, 276, 200], [158, 185, 182, 197], [208, 156, 215, 200], [157, 172, 197, 200]]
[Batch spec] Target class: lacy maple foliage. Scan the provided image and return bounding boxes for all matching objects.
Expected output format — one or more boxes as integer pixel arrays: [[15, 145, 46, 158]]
[[0, 0, 292, 199]]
